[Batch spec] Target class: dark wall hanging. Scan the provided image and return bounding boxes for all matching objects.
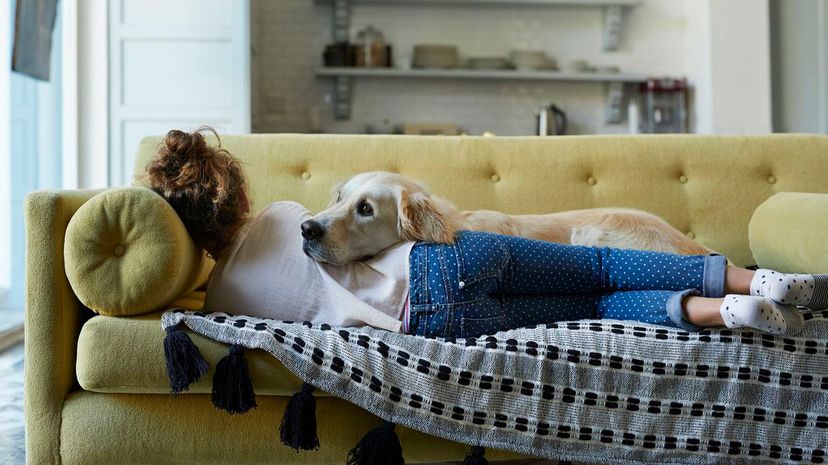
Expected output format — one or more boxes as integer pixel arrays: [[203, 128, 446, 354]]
[[11, 0, 59, 81]]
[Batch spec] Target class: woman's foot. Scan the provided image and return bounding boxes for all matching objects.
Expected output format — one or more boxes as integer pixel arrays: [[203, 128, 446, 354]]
[[750, 269, 828, 309], [720, 295, 804, 336]]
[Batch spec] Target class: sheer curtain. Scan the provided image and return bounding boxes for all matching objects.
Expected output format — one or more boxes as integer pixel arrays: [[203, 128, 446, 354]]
[[0, 2, 8, 313], [2, 1, 64, 318]]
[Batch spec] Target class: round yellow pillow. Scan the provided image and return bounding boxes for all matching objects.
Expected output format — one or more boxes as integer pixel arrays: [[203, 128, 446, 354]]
[[64, 187, 212, 316], [749, 192, 828, 273]]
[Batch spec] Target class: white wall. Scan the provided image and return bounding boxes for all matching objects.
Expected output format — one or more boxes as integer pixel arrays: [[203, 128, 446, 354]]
[[684, 0, 772, 134], [771, 0, 828, 133], [77, 0, 109, 188], [706, 0, 771, 133], [683, 1, 711, 134], [252, 0, 772, 135]]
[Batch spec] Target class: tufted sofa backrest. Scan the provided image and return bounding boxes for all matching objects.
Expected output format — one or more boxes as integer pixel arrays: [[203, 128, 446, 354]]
[[133, 134, 828, 266]]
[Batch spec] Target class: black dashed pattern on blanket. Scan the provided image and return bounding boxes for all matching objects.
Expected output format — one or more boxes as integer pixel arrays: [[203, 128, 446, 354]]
[[161, 309, 828, 465]]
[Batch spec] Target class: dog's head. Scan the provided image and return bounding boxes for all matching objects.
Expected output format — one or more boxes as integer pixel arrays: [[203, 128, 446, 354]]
[[301, 171, 459, 264]]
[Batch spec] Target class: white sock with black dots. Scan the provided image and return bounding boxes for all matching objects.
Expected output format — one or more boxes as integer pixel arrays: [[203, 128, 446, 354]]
[[719, 295, 804, 336], [750, 269, 828, 309]]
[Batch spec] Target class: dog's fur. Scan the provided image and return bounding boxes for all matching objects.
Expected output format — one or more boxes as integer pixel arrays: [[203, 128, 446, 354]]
[[302, 171, 715, 264]]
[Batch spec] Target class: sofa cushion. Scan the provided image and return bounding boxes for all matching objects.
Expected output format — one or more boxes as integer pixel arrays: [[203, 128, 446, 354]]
[[60, 391, 524, 465], [64, 187, 212, 316], [76, 302, 317, 395]]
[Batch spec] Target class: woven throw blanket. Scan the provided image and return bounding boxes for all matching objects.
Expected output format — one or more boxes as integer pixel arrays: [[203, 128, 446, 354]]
[[161, 309, 828, 465]]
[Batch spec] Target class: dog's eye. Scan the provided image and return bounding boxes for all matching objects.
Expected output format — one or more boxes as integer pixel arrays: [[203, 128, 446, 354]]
[[357, 201, 374, 217]]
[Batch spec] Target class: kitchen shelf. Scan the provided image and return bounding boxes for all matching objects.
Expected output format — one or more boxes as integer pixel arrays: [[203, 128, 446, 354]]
[[316, 0, 642, 119], [315, 67, 648, 83], [316, 67, 638, 124]]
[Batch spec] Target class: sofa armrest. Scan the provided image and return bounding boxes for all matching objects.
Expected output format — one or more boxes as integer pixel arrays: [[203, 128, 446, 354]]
[[24, 189, 104, 465], [749, 192, 828, 273]]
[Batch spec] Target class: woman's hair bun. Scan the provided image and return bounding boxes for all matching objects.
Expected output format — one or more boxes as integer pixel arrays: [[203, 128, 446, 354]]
[[145, 126, 249, 258], [163, 128, 211, 163]]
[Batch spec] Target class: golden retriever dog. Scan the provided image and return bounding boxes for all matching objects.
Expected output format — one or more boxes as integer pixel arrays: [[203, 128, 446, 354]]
[[300, 171, 715, 264]]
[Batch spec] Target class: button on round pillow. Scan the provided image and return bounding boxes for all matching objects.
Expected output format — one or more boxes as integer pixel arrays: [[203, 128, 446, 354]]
[[64, 187, 212, 316]]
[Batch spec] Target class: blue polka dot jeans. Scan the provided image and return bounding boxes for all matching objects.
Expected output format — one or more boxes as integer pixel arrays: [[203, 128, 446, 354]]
[[407, 230, 727, 339]]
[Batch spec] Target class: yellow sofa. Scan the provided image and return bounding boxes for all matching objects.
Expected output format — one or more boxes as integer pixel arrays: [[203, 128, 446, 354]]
[[25, 134, 828, 465]]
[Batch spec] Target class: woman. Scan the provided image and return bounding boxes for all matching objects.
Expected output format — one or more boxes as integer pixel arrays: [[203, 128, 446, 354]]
[[147, 128, 822, 338]]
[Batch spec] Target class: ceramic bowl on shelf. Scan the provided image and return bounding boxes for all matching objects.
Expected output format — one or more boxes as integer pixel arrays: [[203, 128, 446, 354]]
[[510, 50, 557, 71], [564, 59, 592, 73], [413, 44, 459, 69], [538, 57, 558, 71], [365, 122, 397, 134], [466, 57, 512, 70], [595, 65, 621, 74]]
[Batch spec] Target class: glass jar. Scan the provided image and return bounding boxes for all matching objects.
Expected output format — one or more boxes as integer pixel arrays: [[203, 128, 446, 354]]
[[354, 25, 389, 68]]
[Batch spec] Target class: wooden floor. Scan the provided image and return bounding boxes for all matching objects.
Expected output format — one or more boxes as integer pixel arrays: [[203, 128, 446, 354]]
[[0, 342, 24, 465]]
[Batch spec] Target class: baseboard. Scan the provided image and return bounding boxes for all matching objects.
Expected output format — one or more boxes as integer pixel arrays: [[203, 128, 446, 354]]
[[0, 322, 24, 353]]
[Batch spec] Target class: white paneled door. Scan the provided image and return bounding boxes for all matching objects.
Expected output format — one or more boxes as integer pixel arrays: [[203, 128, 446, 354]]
[[109, 0, 250, 186]]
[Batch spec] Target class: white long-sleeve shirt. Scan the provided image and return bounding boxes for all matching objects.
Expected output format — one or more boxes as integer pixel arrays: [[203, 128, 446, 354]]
[[202, 201, 413, 332]]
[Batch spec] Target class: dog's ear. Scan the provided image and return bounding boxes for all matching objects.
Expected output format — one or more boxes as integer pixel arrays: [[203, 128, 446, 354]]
[[397, 189, 456, 244], [327, 181, 345, 207]]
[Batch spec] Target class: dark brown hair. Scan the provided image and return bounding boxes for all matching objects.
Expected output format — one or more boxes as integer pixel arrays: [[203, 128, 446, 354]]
[[145, 127, 250, 258]]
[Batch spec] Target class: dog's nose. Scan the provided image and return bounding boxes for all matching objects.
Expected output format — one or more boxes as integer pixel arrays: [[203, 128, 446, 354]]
[[301, 220, 324, 241]]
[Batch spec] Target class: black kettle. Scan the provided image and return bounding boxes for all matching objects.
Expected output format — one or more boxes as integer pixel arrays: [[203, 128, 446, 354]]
[[535, 104, 567, 136]]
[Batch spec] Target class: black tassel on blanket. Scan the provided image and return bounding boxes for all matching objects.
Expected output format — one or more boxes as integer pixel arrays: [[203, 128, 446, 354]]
[[347, 420, 404, 465], [211, 344, 257, 414], [163, 324, 209, 393], [462, 446, 488, 465], [280, 382, 319, 451]]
